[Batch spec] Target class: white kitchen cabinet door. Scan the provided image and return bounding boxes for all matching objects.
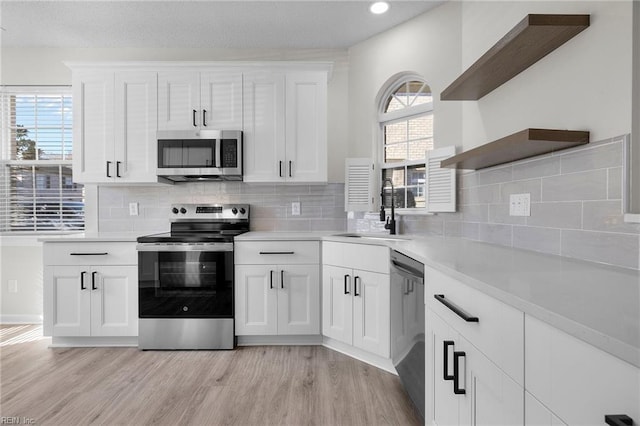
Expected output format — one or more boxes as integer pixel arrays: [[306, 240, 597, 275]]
[[72, 70, 115, 183], [49, 266, 91, 337], [89, 265, 138, 337], [277, 265, 320, 335], [114, 71, 158, 183], [427, 310, 461, 426], [322, 264, 353, 345], [235, 265, 278, 335], [525, 392, 567, 426], [157, 71, 200, 130], [466, 336, 524, 426], [242, 71, 286, 182], [352, 269, 390, 357], [284, 72, 327, 182], [200, 71, 243, 130]]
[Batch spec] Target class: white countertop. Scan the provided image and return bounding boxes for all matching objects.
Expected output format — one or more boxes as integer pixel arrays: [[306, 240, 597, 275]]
[[38, 232, 142, 242], [323, 234, 640, 368], [235, 231, 332, 241]]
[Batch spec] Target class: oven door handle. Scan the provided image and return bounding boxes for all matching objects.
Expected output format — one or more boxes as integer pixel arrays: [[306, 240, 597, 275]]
[[136, 243, 234, 252]]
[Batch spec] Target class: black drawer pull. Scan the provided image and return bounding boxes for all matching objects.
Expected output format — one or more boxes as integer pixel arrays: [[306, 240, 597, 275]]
[[259, 251, 294, 255], [443, 340, 454, 380], [269, 270, 274, 289], [106, 161, 112, 178], [344, 274, 350, 295], [280, 270, 284, 289], [80, 271, 87, 290], [605, 415, 633, 426], [434, 294, 479, 323], [70, 252, 109, 256], [91, 271, 98, 290], [453, 351, 466, 395]]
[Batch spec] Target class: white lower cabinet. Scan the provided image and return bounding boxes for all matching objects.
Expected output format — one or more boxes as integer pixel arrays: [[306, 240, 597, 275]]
[[234, 240, 321, 337], [427, 310, 523, 426], [43, 242, 138, 339], [322, 242, 390, 359], [234, 264, 319, 335], [48, 265, 138, 337], [524, 315, 640, 426]]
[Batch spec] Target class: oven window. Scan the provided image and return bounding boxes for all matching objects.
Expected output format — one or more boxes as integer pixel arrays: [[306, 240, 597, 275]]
[[138, 251, 234, 318]]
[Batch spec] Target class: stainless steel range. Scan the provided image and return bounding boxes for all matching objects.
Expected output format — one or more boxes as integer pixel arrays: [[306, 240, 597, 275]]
[[136, 203, 249, 350]]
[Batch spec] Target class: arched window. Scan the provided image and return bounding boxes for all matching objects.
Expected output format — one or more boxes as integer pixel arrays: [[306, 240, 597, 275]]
[[378, 77, 433, 209]]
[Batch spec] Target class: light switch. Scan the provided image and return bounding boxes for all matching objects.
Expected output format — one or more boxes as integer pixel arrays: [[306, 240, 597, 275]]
[[129, 202, 139, 216], [509, 193, 530, 217], [291, 202, 301, 216]]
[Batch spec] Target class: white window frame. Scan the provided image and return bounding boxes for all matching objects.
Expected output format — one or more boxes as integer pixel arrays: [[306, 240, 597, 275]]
[[377, 75, 433, 214]]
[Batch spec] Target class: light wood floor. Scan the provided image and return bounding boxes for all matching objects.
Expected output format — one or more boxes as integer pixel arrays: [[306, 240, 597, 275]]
[[0, 325, 421, 426]]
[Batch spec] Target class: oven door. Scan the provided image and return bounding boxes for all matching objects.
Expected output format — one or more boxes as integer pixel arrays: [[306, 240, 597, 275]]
[[137, 243, 234, 318]]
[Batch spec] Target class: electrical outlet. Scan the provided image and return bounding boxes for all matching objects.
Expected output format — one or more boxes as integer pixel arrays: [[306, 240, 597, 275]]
[[291, 202, 301, 216], [8, 280, 18, 293], [129, 202, 139, 216], [509, 193, 531, 217]]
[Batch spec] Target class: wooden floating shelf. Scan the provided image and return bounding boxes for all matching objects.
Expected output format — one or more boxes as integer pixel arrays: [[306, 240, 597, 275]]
[[441, 14, 590, 101], [441, 129, 590, 170]]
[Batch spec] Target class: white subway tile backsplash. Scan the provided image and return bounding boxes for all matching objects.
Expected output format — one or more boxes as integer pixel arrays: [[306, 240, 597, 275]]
[[349, 135, 638, 269], [561, 230, 640, 269]]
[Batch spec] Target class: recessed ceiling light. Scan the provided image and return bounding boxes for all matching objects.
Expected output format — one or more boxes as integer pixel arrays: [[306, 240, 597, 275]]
[[370, 1, 389, 15]]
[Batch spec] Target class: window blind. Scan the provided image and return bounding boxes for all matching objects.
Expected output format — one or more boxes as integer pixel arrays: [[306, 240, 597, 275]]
[[0, 87, 84, 232]]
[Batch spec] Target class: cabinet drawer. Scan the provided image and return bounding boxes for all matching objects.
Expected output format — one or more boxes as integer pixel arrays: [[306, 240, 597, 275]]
[[322, 241, 389, 274], [43, 242, 137, 266], [235, 241, 320, 265], [425, 266, 524, 385], [525, 315, 640, 425]]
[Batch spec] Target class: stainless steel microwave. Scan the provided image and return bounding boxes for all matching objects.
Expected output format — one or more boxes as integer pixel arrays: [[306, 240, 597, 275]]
[[156, 130, 242, 183]]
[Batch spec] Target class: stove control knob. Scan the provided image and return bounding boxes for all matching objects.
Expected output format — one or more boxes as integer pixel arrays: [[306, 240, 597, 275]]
[[172, 207, 179, 214], [239, 208, 246, 215], [180, 207, 187, 214], [232, 207, 238, 215]]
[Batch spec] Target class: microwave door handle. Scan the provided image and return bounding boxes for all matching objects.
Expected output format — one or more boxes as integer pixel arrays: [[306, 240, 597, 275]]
[[216, 140, 222, 168]]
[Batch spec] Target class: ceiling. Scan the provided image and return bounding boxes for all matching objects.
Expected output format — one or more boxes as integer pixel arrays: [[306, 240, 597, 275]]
[[0, 1, 444, 49]]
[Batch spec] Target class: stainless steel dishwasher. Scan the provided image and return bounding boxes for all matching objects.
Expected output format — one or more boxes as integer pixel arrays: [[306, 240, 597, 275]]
[[390, 250, 425, 423]]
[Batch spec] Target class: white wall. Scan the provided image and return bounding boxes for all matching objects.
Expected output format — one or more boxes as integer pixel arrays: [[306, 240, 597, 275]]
[[1, 47, 349, 182], [347, 1, 634, 160], [632, 0, 640, 213], [461, 1, 633, 149], [347, 1, 463, 158], [0, 238, 43, 323]]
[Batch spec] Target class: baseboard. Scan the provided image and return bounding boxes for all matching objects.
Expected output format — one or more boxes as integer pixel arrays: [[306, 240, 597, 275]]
[[50, 336, 138, 348], [0, 314, 43, 324], [236, 334, 322, 346], [322, 336, 397, 374]]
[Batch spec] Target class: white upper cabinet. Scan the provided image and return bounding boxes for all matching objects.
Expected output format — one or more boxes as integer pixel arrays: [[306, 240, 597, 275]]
[[73, 69, 157, 184], [243, 69, 328, 183], [158, 70, 242, 131]]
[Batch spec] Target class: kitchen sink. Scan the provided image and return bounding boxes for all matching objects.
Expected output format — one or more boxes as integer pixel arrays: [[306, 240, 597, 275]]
[[332, 232, 412, 241]]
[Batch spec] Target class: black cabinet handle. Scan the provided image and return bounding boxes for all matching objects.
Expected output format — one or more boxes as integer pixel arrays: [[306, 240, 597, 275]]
[[354, 276, 360, 296], [259, 251, 295, 255], [269, 270, 274, 289], [116, 161, 122, 178], [434, 294, 479, 323], [605, 415, 634, 426], [289, 161, 292, 177], [202, 110, 207, 127], [70, 252, 109, 256], [453, 351, 466, 395], [279, 161, 283, 177], [91, 271, 98, 290], [280, 270, 284, 289], [80, 271, 87, 290], [106, 161, 112, 178], [344, 274, 350, 295], [193, 109, 197, 127], [443, 340, 455, 380]]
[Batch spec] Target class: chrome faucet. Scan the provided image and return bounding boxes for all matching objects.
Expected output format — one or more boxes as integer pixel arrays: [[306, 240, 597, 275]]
[[380, 178, 396, 235]]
